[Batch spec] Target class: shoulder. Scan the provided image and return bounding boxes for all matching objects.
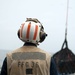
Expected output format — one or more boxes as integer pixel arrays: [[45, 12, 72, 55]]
[[50, 57, 58, 75], [1, 57, 7, 75], [37, 47, 52, 60], [37, 47, 52, 55], [6, 46, 24, 55]]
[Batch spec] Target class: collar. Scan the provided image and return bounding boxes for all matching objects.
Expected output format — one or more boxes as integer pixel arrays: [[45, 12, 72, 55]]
[[23, 42, 37, 47]]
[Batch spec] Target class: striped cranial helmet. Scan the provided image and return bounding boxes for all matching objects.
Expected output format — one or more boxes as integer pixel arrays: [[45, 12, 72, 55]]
[[17, 18, 47, 45]]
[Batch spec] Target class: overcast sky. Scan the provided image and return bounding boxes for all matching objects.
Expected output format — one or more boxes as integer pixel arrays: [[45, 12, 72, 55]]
[[0, 0, 75, 54]]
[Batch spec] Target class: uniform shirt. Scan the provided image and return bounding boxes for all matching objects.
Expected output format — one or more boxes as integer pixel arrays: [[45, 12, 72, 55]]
[[1, 43, 58, 75]]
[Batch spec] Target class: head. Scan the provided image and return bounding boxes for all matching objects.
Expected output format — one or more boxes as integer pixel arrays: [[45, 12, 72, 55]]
[[17, 18, 47, 45]]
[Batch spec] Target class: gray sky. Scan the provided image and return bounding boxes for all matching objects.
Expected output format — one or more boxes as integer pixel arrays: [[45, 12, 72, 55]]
[[0, 0, 75, 53]]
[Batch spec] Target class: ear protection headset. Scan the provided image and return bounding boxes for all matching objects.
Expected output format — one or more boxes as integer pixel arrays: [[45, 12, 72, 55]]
[[17, 18, 47, 44]]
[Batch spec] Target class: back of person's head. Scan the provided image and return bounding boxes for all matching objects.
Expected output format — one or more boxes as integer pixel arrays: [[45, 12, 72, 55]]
[[17, 18, 47, 45]]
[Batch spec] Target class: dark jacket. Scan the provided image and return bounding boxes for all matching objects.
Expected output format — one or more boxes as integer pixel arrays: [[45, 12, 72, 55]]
[[1, 43, 58, 75]]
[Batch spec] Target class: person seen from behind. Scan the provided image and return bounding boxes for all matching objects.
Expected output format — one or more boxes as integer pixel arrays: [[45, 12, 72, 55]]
[[1, 18, 58, 75]]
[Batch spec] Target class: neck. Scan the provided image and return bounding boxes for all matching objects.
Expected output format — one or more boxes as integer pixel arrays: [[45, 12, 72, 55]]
[[23, 42, 37, 47]]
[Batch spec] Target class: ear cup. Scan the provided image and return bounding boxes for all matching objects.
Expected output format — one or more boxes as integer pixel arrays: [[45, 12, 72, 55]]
[[17, 29, 25, 42], [40, 32, 47, 42], [17, 29, 20, 39]]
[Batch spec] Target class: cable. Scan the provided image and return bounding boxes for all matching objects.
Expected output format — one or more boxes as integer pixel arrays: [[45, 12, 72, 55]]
[[65, 0, 69, 39], [62, 0, 69, 49]]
